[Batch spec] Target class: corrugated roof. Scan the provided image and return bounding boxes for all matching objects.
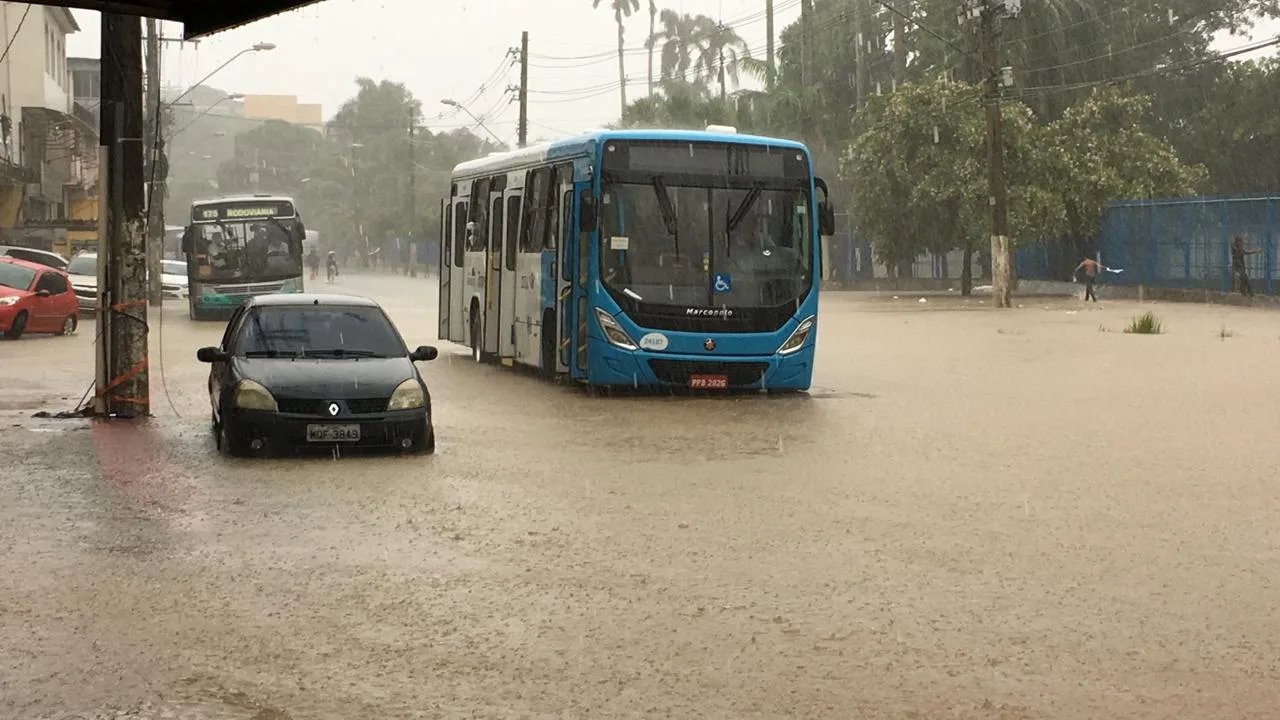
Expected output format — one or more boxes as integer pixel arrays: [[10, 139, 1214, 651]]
[[24, 1, 322, 39]]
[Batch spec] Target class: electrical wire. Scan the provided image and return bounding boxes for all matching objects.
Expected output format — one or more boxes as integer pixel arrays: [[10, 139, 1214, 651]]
[[0, 3, 31, 65]]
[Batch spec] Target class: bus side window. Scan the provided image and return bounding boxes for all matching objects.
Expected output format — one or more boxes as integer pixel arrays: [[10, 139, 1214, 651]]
[[453, 201, 467, 267], [443, 202, 453, 267], [490, 196, 503, 256], [559, 190, 572, 277], [467, 179, 489, 252], [521, 169, 550, 253], [505, 195, 520, 271]]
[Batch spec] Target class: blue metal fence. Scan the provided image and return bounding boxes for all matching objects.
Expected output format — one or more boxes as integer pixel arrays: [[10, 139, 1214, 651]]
[[1098, 195, 1279, 296]]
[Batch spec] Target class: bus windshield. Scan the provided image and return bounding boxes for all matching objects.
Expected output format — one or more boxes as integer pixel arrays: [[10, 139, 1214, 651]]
[[189, 218, 302, 281], [600, 181, 812, 308], [599, 140, 813, 309]]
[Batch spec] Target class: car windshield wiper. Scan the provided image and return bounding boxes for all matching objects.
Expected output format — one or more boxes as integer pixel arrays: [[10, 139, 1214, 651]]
[[243, 349, 297, 358], [303, 348, 383, 358]]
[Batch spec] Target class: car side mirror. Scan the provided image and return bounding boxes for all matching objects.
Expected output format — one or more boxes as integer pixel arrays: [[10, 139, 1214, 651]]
[[36, 289, 51, 298], [196, 346, 228, 363], [579, 190, 597, 232], [410, 345, 439, 362]]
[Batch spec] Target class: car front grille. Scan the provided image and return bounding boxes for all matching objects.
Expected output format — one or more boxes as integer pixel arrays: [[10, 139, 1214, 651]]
[[276, 397, 390, 415], [647, 360, 770, 387]]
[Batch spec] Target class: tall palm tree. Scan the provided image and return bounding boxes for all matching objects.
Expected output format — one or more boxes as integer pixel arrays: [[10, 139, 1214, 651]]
[[646, 0, 658, 95], [593, 0, 641, 116], [698, 22, 751, 101], [651, 10, 714, 85]]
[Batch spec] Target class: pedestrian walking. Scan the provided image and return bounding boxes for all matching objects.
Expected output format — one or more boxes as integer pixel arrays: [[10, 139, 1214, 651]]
[[1231, 236, 1262, 297], [1074, 256, 1100, 302]]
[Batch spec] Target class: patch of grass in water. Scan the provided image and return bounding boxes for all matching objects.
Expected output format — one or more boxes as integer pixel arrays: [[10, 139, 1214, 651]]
[[1124, 311, 1163, 335]]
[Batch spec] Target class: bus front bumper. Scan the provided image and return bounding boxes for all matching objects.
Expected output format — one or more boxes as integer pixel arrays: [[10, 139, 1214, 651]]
[[586, 340, 815, 391]]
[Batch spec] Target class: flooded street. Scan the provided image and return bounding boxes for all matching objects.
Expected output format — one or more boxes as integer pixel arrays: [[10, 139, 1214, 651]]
[[3, 274, 1279, 719]]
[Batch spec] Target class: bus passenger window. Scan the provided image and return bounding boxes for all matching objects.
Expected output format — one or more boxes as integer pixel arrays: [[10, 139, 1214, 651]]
[[453, 201, 467, 267], [490, 197, 503, 255], [505, 196, 520, 270]]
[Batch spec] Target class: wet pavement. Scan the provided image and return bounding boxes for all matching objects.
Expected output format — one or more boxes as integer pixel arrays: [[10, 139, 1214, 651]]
[[2, 273, 1279, 719]]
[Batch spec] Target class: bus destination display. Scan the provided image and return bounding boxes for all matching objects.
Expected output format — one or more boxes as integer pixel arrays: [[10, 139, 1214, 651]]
[[193, 201, 295, 222]]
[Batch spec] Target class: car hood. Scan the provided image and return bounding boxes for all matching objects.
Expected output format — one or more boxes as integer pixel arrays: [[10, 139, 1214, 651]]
[[0, 285, 30, 299], [161, 273, 188, 285], [67, 272, 97, 287], [233, 356, 416, 399]]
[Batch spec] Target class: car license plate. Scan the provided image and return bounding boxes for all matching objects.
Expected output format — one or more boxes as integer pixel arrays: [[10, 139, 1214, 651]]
[[688, 374, 729, 390], [306, 424, 361, 442]]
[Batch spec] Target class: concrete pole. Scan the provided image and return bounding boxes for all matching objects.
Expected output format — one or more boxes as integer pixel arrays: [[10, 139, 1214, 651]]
[[101, 14, 149, 417], [144, 17, 164, 307]]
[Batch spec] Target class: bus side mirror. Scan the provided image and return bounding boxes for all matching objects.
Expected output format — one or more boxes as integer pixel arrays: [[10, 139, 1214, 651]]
[[818, 200, 836, 237], [181, 227, 194, 255], [579, 191, 597, 232]]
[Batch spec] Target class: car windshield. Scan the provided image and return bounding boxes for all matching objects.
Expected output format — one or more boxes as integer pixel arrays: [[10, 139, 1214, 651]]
[[66, 255, 97, 276], [190, 219, 303, 281], [162, 260, 186, 275], [235, 305, 406, 358], [0, 262, 36, 291]]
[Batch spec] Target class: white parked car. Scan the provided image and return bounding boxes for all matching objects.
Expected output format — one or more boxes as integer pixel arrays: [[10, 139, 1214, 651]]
[[64, 253, 189, 313]]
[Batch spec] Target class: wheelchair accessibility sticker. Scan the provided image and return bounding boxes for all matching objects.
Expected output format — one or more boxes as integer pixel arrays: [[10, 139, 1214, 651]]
[[713, 273, 732, 294]]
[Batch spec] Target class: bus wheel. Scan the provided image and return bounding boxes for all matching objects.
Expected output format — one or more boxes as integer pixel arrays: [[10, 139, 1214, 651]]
[[469, 309, 481, 363], [540, 309, 556, 377]]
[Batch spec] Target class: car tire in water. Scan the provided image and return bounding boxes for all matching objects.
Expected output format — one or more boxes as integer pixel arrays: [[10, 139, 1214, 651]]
[[219, 419, 252, 457], [58, 315, 77, 336], [4, 311, 27, 340]]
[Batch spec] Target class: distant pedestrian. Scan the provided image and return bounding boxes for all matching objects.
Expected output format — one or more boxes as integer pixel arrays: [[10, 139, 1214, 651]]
[[1074, 256, 1100, 302], [1231, 236, 1262, 297]]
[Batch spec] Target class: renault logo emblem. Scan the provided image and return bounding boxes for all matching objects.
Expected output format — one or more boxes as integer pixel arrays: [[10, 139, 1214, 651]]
[[703, 338, 716, 351], [328, 403, 340, 416]]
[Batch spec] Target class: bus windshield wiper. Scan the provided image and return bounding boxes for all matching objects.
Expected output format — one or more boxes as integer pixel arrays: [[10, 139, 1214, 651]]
[[650, 175, 678, 236], [727, 184, 763, 234]]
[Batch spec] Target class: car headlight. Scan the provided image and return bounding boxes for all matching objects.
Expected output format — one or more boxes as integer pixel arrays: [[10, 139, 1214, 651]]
[[776, 315, 816, 355], [387, 378, 425, 411], [0, 296, 19, 307], [595, 308, 637, 350], [232, 379, 278, 411]]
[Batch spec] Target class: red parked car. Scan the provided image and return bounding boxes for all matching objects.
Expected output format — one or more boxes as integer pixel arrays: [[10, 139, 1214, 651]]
[[0, 256, 79, 339]]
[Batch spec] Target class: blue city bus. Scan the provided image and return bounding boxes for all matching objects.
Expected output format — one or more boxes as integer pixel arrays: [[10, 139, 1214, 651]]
[[181, 195, 307, 321], [439, 127, 834, 391]]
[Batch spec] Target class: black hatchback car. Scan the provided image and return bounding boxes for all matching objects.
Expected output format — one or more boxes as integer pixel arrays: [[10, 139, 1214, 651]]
[[196, 294, 439, 456]]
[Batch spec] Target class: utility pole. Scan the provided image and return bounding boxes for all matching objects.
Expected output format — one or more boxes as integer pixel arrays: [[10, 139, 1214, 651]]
[[978, 0, 1013, 308], [766, 0, 775, 89], [799, 0, 813, 87], [407, 111, 415, 277], [517, 31, 529, 148], [852, 0, 865, 110], [100, 14, 149, 417], [144, 18, 163, 307]]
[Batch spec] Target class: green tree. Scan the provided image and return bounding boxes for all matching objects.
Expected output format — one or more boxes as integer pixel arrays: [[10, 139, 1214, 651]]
[[699, 22, 751, 100], [650, 10, 713, 85], [593, 0, 642, 116], [1041, 86, 1206, 267], [216, 120, 324, 196]]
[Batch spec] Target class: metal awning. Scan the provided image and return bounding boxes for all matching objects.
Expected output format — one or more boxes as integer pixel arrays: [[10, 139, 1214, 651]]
[[23, 1, 324, 39]]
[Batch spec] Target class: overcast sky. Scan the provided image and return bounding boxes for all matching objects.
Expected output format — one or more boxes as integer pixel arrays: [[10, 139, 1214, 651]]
[[64, 0, 1278, 146]]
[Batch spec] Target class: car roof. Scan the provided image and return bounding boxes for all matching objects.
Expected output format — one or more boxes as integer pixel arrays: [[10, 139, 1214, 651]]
[[0, 244, 65, 259], [245, 293, 381, 309], [0, 255, 58, 273]]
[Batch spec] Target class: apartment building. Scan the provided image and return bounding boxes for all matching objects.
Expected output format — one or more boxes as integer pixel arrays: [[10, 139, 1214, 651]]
[[0, 3, 97, 254]]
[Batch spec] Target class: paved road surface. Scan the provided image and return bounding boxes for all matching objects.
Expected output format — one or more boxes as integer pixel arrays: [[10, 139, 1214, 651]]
[[2, 274, 1279, 719]]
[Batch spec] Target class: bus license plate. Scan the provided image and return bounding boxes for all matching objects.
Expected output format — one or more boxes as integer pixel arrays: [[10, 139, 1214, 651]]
[[306, 424, 361, 442], [689, 374, 729, 390]]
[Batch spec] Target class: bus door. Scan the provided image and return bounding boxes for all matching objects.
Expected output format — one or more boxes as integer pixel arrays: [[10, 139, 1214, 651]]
[[482, 179, 505, 356], [463, 178, 490, 354], [437, 198, 451, 341], [571, 176, 593, 379], [498, 187, 521, 360], [448, 190, 469, 344], [555, 170, 576, 375]]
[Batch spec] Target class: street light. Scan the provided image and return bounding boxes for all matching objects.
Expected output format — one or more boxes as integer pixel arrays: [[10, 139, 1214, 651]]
[[441, 98, 505, 145], [169, 93, 244, 139], [167, 43, 276, 108]]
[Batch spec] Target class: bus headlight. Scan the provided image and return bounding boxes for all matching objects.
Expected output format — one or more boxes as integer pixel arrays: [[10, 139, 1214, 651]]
[[233, 379, 278, 411], [387, 379, 426, 411], [595, 308, 637, 350], [776, 315, 816, 355]]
